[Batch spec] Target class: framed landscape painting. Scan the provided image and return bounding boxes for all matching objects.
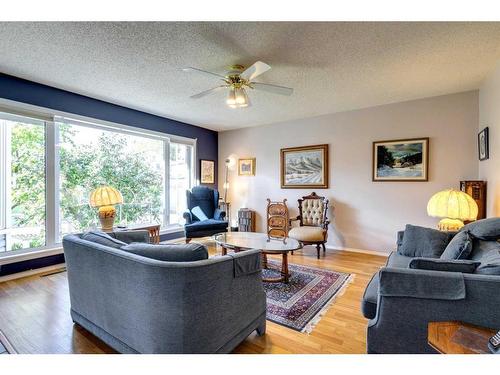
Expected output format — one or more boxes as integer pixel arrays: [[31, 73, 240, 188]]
[[372, 138, 429, 181], [238, 158, 256, 176], [200, 159, 215, 184], [280, 144, 328, 188]]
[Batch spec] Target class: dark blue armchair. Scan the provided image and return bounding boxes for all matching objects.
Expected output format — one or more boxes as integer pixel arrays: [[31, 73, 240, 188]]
[[183, 186, 228, 242]]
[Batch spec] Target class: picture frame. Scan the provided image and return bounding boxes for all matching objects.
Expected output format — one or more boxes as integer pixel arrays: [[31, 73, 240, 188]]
[[280, 144, 329, 189], [478, 127, 489, 161], [372, 138, 429, 182], [200, 159, 215, 184], [238, 158, 256, 176]]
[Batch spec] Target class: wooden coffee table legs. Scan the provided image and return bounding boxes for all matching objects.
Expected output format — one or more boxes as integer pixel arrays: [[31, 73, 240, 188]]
[[219, 246, 290, 283], [261, 251, 290, 283]]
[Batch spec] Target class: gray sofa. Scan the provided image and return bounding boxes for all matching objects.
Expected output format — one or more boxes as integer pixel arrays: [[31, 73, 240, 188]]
[[63, 231, 266, 354], [362, 220, 500, 354]]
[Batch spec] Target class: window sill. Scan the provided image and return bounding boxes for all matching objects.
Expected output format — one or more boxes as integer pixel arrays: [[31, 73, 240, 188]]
[[0, 227, 185, 266], [0, 246, 63, 266], [160, 226, 184, 235]]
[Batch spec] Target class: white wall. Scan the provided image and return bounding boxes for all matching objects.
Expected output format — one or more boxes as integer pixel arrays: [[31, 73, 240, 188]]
[[479, 64, 500, 217], [218, 91, 479, 253]]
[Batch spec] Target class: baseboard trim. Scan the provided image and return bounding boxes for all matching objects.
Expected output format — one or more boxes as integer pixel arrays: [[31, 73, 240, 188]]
[[327, 245, 390, 258], [0, 263, 66, 283]]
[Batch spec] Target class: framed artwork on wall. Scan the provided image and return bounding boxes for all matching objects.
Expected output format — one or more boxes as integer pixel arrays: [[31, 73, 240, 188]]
[[280, 144, 329, 189], [478, 127, 489, 161], [372, 138, 429, 182], [200, 159, 215, 184], [238, 158, 256, 176]]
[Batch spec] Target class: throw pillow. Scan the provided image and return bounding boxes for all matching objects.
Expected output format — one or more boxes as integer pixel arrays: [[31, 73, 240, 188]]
[[462, 217, 500, 240], [475, 249, 500, 275], [191, 206, 209, 221], [81, 231, 127, 249], [121, 242, 208, 262], [440, 231, 473, 260], [409, 257, 480, 273], [398, 224, 451, 258]]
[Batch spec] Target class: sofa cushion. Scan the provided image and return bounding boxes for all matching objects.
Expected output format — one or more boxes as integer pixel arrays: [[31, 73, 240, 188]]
[[440, 231, 473, 260], [470, 239, 500, 261], [386, 252, 413, 268], [184, 219, 228, 232], [191, 206, 209, 221], [398, 224, 450, 258], [81, 231, 127, 249], [361, 272, 379, 320], [121, 242, 209, 262], [462, 217, 500, 240], [409, 258, 480, 273], [475, 249, 500, 275], [288, 226, 325, 242]]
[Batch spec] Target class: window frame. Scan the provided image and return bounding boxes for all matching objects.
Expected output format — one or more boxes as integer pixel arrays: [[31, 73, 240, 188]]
[[0, 98, 197, 262]]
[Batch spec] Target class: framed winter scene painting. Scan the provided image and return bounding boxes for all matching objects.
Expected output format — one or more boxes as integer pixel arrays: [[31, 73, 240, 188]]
[[280, 144, 328, 188], [372, 138, 429, 182]]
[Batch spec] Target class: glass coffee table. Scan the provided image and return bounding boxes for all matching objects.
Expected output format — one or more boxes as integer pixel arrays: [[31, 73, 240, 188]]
[[214, 232, 302, 283]]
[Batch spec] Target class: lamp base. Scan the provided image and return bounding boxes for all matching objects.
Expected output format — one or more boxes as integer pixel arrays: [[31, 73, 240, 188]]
[[438, 218, 464, 232], [98, 205, 116, 232]]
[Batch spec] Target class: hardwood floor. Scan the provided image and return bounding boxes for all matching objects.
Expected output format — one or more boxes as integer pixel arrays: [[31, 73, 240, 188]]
[[0, 239, 386, 354]]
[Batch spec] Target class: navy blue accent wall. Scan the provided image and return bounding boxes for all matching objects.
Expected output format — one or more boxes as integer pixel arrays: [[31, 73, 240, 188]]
[[0, 72, 218, 276], [0, 73, 218, 188]]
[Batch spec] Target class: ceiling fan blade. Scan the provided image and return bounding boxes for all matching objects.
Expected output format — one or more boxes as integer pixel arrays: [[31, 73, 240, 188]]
[[190, 86, 226, 99], [240, 61, 271, 81], [182, 67, 227, 80], [251, 82, 294, 96]]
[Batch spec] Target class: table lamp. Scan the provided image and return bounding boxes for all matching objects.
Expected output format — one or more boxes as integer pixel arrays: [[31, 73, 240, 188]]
[[427, 189, 478, 231], [89, 186, 123, 231]]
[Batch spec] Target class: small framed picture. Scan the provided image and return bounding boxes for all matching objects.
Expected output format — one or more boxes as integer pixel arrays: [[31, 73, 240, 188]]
[[238, 158, 256, 176], [372, 138, 429, 182], [478, 127, 489, 161], [200, 159, 215, 184]]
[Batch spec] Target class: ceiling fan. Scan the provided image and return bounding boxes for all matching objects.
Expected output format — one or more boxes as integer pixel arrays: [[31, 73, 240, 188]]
[[182, 61, 293, 109]]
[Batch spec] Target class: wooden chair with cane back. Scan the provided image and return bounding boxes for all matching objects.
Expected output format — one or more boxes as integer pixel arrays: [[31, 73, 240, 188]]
[[288, 192, 330, 259]]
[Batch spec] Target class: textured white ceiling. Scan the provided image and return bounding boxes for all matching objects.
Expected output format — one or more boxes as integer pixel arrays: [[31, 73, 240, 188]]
[[1, 22, 500, 131]]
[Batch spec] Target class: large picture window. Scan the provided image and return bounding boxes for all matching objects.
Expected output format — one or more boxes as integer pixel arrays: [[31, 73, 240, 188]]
[[0, 109, 196, 254]]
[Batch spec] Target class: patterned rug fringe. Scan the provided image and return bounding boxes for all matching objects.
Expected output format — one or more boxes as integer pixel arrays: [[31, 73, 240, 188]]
[[301, 274, 355, 334]]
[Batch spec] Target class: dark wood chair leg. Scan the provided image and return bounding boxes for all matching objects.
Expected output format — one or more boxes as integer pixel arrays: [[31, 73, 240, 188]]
[[185, 238, 191, 243], [322, 243, 326, 255], [316, 244, 321, 259]]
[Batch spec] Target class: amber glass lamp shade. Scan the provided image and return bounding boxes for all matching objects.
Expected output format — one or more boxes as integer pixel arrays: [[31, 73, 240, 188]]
[[89, 186, 123, 232], [427, 189, 478, 231]]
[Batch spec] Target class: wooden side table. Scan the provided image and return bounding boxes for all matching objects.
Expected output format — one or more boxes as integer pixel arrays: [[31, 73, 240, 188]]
[[428, 321, 496, 354], [115, 224, 161, 244]]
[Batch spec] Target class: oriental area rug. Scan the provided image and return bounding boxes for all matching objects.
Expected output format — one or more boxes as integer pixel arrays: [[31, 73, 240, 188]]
[[262, 262, 352, 333]]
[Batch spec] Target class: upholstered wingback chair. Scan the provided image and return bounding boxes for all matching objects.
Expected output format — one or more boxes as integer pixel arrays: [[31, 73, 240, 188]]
[[288, 192, 330, 259], [183, 186, 228, 242]]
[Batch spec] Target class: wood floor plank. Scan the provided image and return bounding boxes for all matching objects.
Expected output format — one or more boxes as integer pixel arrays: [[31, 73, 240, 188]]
[[0, 238, 386, 354]]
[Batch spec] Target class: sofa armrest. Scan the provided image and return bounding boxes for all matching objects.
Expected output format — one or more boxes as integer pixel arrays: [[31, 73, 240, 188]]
[[183, 210, 193, 224], [113, 230, 150, 244], [379, 267, 466, 300], [409, 258, 480, 273], [213, 208, 226, 221], [368, 270, 500, 353]]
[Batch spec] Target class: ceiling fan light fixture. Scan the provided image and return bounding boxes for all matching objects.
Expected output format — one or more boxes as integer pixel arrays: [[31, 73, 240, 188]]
[[226, 87, 237, 106], [235, 88, 248, 105]]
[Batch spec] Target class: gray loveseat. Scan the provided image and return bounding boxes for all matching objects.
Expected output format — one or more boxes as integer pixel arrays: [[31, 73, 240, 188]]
[[362, 218, 500, 354], [63, 231, 266, 354]]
